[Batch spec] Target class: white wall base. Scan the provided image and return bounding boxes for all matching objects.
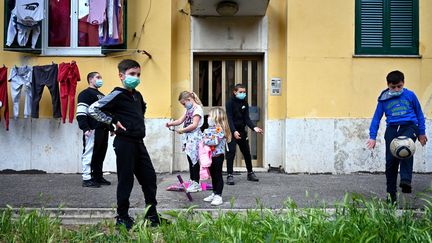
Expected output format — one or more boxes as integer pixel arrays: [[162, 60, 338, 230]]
[[0, 118, 173, 173], [1, 118, 430, 174], [281, 118, 432, 173]]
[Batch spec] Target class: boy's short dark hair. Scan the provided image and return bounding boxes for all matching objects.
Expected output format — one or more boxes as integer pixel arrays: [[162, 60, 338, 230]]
[[118, 59, 140, 73], [233, 83, 245, 92], [86, 72, 99, 83], [386, 70, 405, 84]]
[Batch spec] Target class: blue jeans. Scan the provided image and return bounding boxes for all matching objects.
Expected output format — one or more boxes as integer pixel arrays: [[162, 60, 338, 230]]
[[384, 123, 418, 196]]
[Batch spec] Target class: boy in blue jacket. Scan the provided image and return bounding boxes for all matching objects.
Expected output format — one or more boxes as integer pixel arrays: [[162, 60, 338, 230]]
[[367, 70, 428, 203]]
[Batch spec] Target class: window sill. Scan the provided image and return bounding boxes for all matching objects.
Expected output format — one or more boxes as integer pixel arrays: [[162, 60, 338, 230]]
[[353, 54, 422, 58], [41, 47, 105, 57]]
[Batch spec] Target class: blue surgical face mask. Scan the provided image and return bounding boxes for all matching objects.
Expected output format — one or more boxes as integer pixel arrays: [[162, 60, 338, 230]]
[[388, 89, 404, 97], [236, 92, 246, 100], [123, 75, 140, 89], [95, 79, 103, 88], [185, 101, 193, 110]]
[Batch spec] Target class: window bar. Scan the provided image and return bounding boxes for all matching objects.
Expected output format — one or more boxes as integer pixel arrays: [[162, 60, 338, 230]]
[[248, 60, 252, 104], [208, 60, 213, 108], [221, 60, 226, 106]]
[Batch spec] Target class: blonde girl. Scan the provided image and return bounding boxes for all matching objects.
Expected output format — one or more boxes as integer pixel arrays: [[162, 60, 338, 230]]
[[166, 91, 204, 192], [202, 108, 231, 206]]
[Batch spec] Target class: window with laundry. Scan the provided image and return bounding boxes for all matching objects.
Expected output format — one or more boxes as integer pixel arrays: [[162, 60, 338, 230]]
[[355, 0, 418, 56], [3, 0, 127, 56]]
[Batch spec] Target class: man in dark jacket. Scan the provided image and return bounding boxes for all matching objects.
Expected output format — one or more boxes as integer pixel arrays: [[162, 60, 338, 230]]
[[76, 72, 111, 188], [225, 84, 263, 185]]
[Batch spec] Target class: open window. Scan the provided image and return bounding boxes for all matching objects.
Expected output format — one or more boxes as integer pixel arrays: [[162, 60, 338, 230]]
[[3, 0, 127, 56]]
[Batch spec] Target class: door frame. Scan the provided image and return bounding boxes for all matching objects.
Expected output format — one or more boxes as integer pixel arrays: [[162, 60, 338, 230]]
[[191, 53, 267, 169]]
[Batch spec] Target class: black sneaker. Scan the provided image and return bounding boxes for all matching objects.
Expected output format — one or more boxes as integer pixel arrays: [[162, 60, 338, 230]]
[[247, 172, 259, 182], [386, 193, 397, 205], [399, 181, 412, 193], [95, 177, 111, 185], [116, 215, 135, 230], [82, 179, 100, 188], [226, 174, 235, 185]]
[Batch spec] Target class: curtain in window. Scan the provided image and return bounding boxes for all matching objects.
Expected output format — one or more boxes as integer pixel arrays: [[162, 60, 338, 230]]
[[49, 0, 71, 47]]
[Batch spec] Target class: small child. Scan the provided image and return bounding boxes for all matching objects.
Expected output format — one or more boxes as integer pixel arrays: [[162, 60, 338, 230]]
[[367, 70, 428, 203], [202, 108, 232, 206], [166, 91, 204, 193]]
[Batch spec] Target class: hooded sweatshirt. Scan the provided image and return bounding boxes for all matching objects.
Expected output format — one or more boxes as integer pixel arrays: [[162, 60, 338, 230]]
[[88, 87, 146, 140], [369, 88, 426, 140], [226, 96, 256, 133]]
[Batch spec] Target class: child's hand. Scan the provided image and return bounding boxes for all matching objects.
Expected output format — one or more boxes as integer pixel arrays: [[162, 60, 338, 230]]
[[366, 139, 376, 149], [418, 135, 428, 146], [115, 121, 126, 131], [84, 130, 93, 138], [254, 127, 263, 134]]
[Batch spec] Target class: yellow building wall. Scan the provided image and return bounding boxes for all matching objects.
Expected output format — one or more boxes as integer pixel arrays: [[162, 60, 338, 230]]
[[0, 0, 173, 119], [171, 0, 191, 119], [286, 0, 432, 118], [267, 0, 287, 119]]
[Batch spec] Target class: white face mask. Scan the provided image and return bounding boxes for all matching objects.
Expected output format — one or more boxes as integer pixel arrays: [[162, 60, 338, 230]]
[[207, 117, 215, 127]]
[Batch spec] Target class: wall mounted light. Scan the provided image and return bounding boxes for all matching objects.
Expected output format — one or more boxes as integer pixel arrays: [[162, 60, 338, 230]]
[[216, 1, 239, 16]]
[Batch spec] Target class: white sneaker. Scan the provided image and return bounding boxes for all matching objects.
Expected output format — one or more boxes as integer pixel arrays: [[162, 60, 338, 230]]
[[203, 193, 215, 202], [186, 181, 202, 193], [211, 195, 223, 206]]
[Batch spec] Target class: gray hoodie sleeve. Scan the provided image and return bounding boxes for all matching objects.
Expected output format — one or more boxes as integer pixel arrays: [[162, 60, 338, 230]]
[[88, 90, 122, 124]]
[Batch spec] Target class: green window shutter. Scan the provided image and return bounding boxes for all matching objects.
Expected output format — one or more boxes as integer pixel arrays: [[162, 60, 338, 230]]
[[389, 0, 418, 54], [355, 0, 418, 55], [357, 0, 384, 51]]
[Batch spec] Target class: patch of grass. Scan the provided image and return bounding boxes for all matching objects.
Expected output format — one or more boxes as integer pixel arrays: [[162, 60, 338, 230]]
[[1, 194, 432, 242]]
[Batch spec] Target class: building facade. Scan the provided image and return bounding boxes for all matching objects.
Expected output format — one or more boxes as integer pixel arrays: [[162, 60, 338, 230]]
[[0, 0, 431, 173]]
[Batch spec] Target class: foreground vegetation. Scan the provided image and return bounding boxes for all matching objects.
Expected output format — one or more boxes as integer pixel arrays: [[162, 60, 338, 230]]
[[1, 194, 432, 242]]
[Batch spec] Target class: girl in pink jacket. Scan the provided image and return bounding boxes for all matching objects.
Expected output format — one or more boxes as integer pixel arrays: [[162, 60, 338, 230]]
[[202, 108, 231, 206]]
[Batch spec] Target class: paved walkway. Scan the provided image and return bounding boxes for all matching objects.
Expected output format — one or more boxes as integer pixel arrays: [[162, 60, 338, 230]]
[[0, 172, 430, 224]]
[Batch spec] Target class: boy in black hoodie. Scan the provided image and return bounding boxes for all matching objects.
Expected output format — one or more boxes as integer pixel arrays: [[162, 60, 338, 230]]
[[225, 84, 263, 185], [89, 59, 160, 229]]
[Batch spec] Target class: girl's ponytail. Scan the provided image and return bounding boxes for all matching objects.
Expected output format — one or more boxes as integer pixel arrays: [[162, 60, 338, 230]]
[[190, 92, 203, 106]]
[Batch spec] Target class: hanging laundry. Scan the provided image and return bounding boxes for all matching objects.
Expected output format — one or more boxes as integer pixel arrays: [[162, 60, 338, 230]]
[[78, 0, 90, 19], [32, 63, 61, 119], [6, 0, 44, 49], [0, 67, 10, 130], [99, 0, 123, 46], [58, 61, 81, 123], [9, 65, 32, 119], [88, 0, 106, 25], [78, 0, 99, 47]]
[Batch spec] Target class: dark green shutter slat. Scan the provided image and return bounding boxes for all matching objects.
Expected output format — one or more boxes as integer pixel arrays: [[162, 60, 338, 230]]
[[360, 0, 384, 47], [390, 0, 414, 48]]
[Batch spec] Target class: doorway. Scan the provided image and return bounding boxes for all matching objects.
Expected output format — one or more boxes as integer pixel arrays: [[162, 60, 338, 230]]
[[193, 55, 264, 169]]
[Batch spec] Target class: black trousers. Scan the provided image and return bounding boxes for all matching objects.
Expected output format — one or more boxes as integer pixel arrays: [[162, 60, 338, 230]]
[[31, 64, 61, 118], [90, 128, 108, 179], [210, 155, 224, 195], [226, 130, 253, 174], [187, 156, 200, 183], [113, 137, 157, 218], [384, 124, 418, 196]]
